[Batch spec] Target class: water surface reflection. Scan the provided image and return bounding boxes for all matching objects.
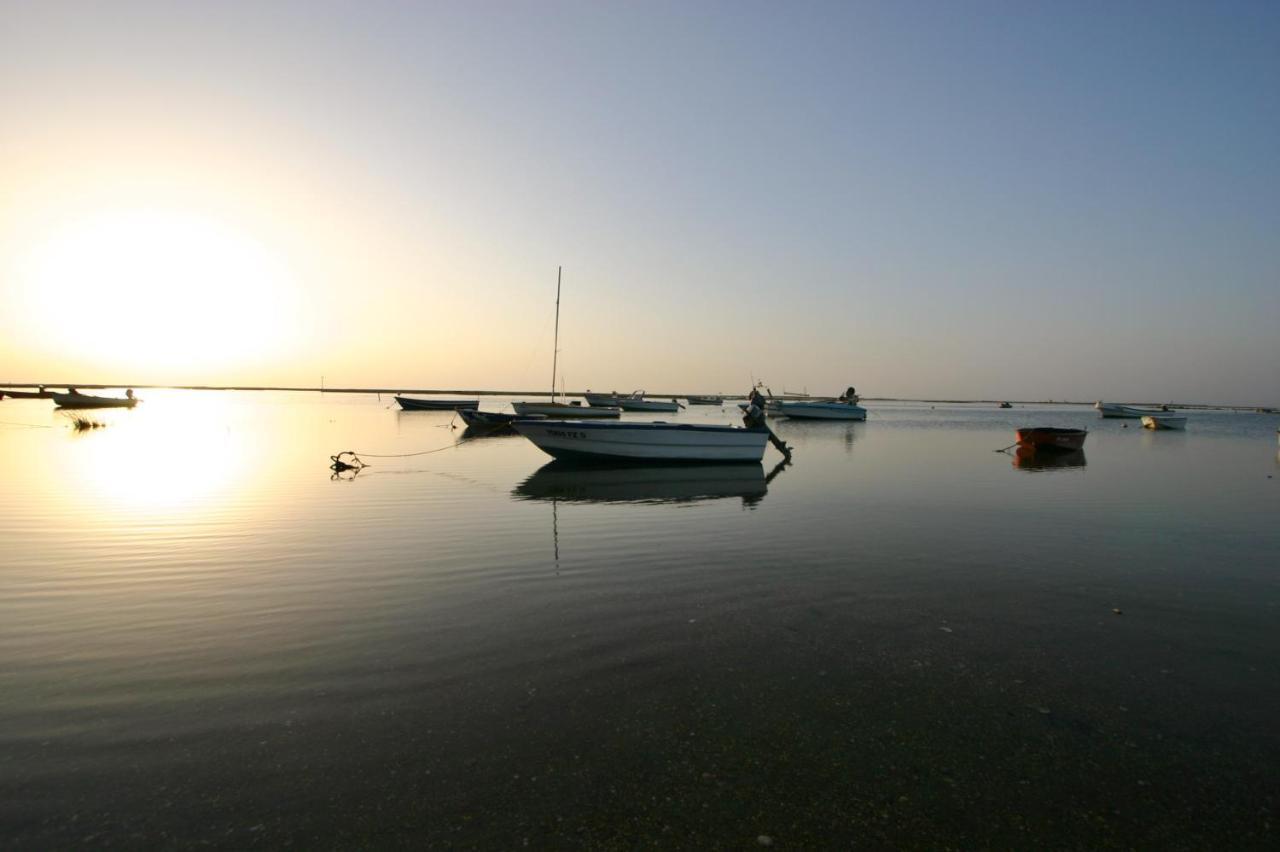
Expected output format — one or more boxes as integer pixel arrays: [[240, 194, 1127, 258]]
[[513, 460, 790, 506]]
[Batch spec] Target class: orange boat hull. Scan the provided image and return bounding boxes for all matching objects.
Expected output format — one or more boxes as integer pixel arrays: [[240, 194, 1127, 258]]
[[1015, 427, 1087, 452]]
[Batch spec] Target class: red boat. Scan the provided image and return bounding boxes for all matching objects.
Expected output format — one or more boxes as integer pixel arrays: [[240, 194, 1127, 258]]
[[1015, 427, 1087, 452]]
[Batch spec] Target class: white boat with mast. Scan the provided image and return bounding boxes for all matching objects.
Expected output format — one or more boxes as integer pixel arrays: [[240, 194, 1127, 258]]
[[512, 268, 621, 419]]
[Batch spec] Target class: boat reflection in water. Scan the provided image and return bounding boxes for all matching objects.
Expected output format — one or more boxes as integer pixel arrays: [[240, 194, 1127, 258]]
[[513, 460, 788, 507], [1013, 446, 1087, 472]]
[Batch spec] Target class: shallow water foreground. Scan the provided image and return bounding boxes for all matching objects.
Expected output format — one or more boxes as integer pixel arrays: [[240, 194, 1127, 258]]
[[1, 392, 1277, 847]]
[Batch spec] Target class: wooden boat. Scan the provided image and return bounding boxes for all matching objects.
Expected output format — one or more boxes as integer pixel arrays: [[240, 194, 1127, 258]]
[[52, 392, 139, 410], [615, 391, 682, 413], [457, 409, 519, 427], [685, 395, 724, 406], [1094, 401, 1165, 418], [395, 396, 479, 411], [512, 401, 620, 418], [513, 461, 767, 504], [1014, 427, 1087, 452], [1141, 414, 1187, 431], [512, 419, 769, 463], [775, 400, 867, 421], [0, 388, 52, 399]]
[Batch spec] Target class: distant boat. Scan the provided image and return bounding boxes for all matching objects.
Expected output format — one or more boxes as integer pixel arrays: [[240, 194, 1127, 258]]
[[615, 391, 682, 413], [513, 268, 623, 420], [583, 392, 619, 407], [999, 401, 1012, 409], [457, 409, 518, 427], [1, 388, 52, 399], [395, 396, 479, 411], [512, 419, 769, 463], [1015, 427, 1087, 452], [1141, 414, 1187, 431], [512, 401, 620, 418], [1095, 401, 1166, 419], [685, 395, 724, 406], [775, 400, 867, 421], [52, 391, 138, 410]]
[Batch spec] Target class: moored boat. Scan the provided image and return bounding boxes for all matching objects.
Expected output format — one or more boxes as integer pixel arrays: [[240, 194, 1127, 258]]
[[583, 392, 619, 407], [1015, 426, 1087, 452], [52, 391, 139, 410], [1095, 401, 1166, 418], [1141, 414, 1187, 431], [457, 409, 519, 427], [512, 419, 769, 463], [511, 401, 620, 419], [395, 396, 479, 411], [0, 388, 52, 399], [775, 400, 867, 421], [685, 395, 724, 406], [615, 391, 682, 413]]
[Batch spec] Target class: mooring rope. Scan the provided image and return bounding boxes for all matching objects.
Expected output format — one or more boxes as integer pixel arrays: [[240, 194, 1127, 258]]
[[329, 434, 479, 473]]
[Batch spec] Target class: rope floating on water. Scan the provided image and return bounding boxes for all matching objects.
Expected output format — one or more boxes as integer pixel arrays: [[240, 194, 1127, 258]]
[[329, 433, 480, 473]]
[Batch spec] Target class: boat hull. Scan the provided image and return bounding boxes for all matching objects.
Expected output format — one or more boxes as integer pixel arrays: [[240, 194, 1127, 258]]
[[1015, 427, 1087, 452], [457, 409, 518, 427], [1, 389, 52, 399], [776, 402, 867, 421], [395, 396, 479, 411], [512, 402, 621, 419], [1141, 415, 1186, 431], [685, 396, 724, 406], [52, 393, 138, 409], [616, 398, 681, 413], [583, 393, 619, 407], [513, 420, 768, 463], [1095, 402, 1163, 418]]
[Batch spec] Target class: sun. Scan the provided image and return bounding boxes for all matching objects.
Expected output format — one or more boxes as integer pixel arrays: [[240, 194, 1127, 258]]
[[15, 208, 299, 376]]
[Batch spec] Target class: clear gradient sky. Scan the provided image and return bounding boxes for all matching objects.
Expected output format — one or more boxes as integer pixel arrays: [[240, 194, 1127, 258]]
[[2, 1, 1277, 404]]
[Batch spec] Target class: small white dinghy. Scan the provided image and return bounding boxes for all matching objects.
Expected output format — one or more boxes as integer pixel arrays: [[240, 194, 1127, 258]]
[[512, 419, 769, 463], [1141, 414, 1187, 431]]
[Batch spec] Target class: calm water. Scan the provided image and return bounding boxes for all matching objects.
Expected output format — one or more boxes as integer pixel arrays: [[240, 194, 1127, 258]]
[[2, 392, 1277, 847]]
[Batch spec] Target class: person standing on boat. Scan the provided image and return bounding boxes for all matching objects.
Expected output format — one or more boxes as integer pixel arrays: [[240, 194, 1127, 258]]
[[125, 388, 134, 400]]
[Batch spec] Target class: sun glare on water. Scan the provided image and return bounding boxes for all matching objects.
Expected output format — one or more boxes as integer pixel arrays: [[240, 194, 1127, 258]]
[[16, 209, 299, 376]]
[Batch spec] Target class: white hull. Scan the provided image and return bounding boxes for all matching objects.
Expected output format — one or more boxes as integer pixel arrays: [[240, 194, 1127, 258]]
[[512, 402, 620, 419], [513, 420, 768, 462], [776, 401, 867, 421], [1142, 415, 1186, 431], [1095, 402, 1163, 418]]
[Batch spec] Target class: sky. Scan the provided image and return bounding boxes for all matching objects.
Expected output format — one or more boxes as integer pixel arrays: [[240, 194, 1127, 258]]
[[2, 0, 1277, 404]]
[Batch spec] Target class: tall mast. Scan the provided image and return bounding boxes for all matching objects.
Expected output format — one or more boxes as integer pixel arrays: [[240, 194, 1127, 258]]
[[550, 266, 561, 400]]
